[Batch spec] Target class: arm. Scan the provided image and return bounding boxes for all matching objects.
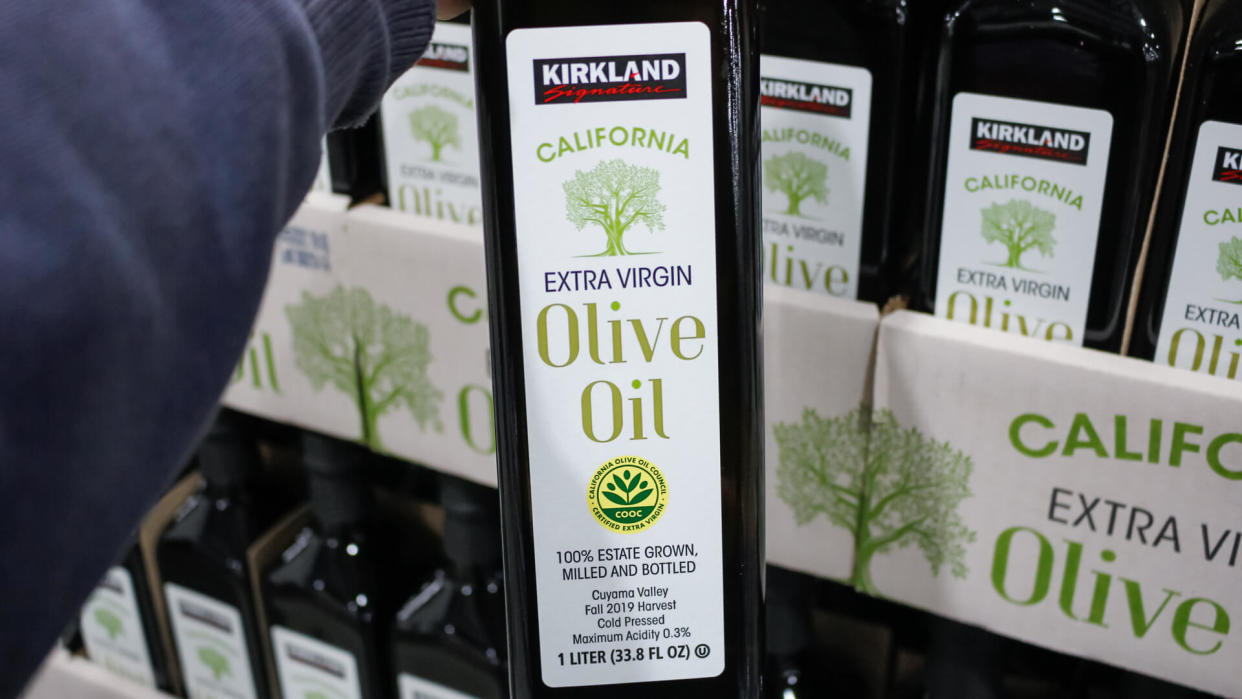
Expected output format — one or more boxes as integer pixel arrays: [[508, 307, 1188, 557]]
[[0, 1, 433, 692]]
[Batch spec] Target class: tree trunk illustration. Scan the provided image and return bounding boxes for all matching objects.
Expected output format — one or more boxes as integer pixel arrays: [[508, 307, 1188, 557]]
[[784, 193, 805, 217], [849, 545, 879, 596], [1004, 245, 1024, 269], [353, 342, 383, 451], [430, 142, 444, 162]]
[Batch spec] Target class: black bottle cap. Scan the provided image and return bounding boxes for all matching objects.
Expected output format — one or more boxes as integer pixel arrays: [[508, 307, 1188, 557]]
[[766, 566, 814, 656], [197, 411, 261, 489], [301, 432, 372, 530], [440, 476, 501, 567]]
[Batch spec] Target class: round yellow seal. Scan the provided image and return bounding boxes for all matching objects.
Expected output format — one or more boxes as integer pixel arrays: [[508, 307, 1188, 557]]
[[586, 456, 668, 534]]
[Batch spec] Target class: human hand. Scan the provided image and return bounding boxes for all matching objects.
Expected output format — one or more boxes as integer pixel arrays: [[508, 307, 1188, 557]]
[[437, 0, 471, 20]]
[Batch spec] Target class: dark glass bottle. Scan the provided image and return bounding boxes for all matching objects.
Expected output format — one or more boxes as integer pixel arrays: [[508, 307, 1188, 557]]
[[80, 541, 174, 692], [759, 0, 915, 303], [391, 476, 507, 699], [764, 566, 822, 698], [916, 0, 1187, 351], [262, 432, 400, 699], [157, 412, 284, 699], [1131, 0, 1242, 373], [379, 13, 483, 226], [327, 115, 387, 202], [472, 1, 764, 696]]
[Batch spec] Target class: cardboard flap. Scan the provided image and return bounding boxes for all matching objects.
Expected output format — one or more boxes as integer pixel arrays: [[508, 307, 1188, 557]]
[[137, 472, 202, 695]]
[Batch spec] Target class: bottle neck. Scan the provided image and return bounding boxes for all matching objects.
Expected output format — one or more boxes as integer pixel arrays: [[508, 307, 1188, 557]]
[[308, 474, 371, 533], [765, 567, 814, 657], [443, 511, 502, 576]]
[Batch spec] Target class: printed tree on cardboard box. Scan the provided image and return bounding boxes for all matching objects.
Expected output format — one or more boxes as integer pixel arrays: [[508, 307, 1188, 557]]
[[980, 199, 1056, 271], [286, 285, 442, 451], [1217, 236, 1242, 303], [93, 608, 123, 640], [409, 105, 460, 162], [564, 159, 666, 256], [763, 152, 828, 217], [775, 405, 975, 595]]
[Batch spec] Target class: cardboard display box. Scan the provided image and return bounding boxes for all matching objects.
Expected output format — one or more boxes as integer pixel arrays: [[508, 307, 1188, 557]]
[[868, 310, 1241, 697], [223, 198, 495, 486], [226, 196, 1242, 696]]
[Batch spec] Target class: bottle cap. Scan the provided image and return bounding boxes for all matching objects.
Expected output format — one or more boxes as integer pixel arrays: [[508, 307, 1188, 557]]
[[301, 431, 368, 475], [197, 411, 261, 488], [766, 566, 814, 656], [440, 476, 501, 566], [301, 432, 372, 529]]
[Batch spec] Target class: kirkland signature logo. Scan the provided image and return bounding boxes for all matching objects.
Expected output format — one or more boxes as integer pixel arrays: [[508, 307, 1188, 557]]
[[1213, 147, 1242, 185], [416, 42, 469, 71], [970, 118, 1091, 165], [533, 53, 686, 105], [760, 77, 852, 118], [287, 642, 346, 678]]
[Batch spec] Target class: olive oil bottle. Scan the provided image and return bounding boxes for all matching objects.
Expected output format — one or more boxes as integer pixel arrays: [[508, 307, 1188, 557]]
[[472, 1, 764, 695], [759, 0, 915, 303], [80, 541, 174, 692], [157, 413, 286, 699], [380, 14, 483, 227], [1132, 0, 1242, 375], [917, 0, 1187, 350], [262, 433, 400, 699], [391, 476, 507, 699]]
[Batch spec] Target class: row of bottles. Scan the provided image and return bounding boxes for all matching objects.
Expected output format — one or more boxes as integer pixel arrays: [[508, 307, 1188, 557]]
[[73, 412, 505, 699], [318, 1, 1241, 379]]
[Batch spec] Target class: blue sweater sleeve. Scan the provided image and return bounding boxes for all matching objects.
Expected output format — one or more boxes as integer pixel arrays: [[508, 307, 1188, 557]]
[[0, 1, 433, 693]]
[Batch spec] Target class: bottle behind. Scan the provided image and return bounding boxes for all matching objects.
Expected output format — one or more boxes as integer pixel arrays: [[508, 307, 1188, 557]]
[[391, 475, 507, 699], [759, 0, 915, 303], [157, 411, 288, 699], [262, 432, 406, 699], [79, 540, 174, 692], [379, 13, 483, 227], [327, 116, 387, 202], [915, 0, 1187, 351], [1131, 0, 1242, 376]]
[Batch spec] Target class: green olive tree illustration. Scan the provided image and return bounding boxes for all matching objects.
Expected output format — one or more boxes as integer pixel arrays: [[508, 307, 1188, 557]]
[[774, 405, 976, 596], [763, 152, 828, 217], [286, 285, 442, 451], [409, 105, 460, 162], [198, 647, 230, 680], [980, 199, 1056, 270], [564, 159, 666, 256], [94, 609, 123, 639], [1217, 236, 1242, 303]]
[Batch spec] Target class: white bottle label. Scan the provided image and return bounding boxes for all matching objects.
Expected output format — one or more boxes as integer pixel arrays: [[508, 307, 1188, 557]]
[[760, 55, 871, 299], [381, 21, 482, 227], [271, 626, 363, 699], [80, 566, 157, 688], [398, 673, 480, 699], [1154, 120, 1242, 378], [505, 22, 725, 687], [934, 92, 1113, 345], [164, 583, 260, 699]]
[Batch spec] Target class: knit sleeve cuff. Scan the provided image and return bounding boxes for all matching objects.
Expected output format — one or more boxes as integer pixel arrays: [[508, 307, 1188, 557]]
[[300, 0, 436, 128]]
